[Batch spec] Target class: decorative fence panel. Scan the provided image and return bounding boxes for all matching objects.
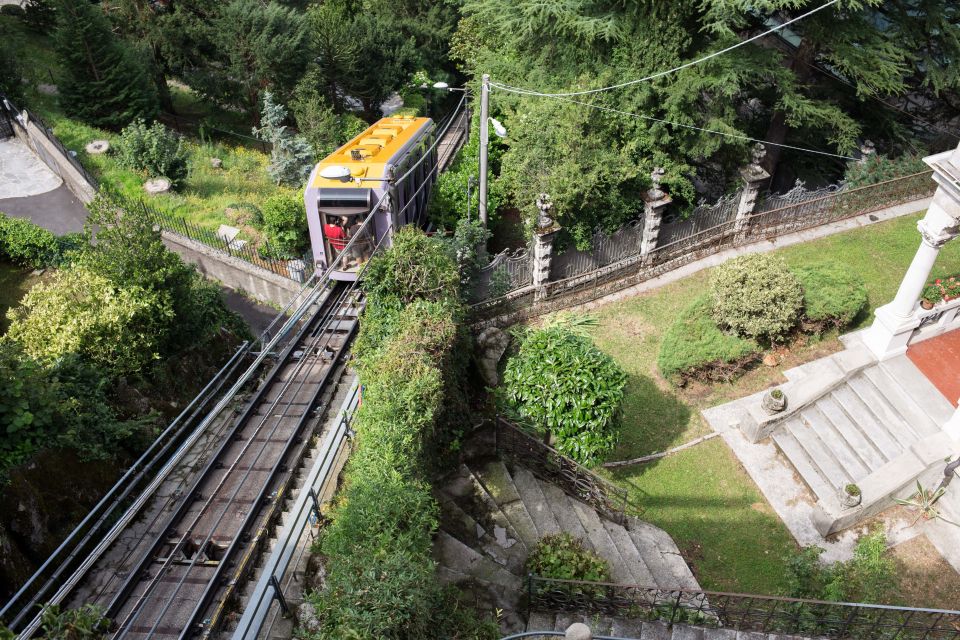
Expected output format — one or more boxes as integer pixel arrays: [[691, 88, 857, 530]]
[[473, 171, 936, 322], [551, 218, 646, 281], [471, 246, 533, 302], [527, 576, 960, 640], [657, 191, 741, 252]]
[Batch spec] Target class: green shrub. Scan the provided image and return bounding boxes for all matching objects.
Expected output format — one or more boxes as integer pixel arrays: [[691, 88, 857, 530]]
[[0, 213, 66, 268], [261, 192, 308, 258], [501, 316, 627, 465], [117, 119, 188, 185], [362, 227, 461, 308], [710, 254, 804, 341], [658, 295, 762, 383], [23, 0, 57, 34], [0, 5, 25, 17], [526, 533, 611, 582], [792, 261, 867, 331], [844, 153, 928, 188]]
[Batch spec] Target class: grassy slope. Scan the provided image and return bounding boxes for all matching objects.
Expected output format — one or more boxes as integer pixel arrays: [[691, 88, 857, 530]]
[[589, 213, 960, 595], [1, 16, 283, 235]]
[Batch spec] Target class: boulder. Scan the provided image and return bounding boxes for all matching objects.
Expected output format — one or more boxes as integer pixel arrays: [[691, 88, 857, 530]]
[[144, 177, 171, 194], [476, 326, 510, 386], [85, 140, 110, 155]]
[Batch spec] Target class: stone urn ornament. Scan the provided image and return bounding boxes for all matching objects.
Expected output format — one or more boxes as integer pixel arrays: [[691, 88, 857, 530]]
[[535, 192, 554, 230], [85, 140, 110, 155], [144, 177, 172, 195], [210, 157, 223, 169], [840, 483, 862, 508], [647, 167, 666, 201], [761, 388, 787, 415]]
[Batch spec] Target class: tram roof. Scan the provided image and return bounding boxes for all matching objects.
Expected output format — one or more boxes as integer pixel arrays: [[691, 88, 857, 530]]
[[310, 115, 432, 189]]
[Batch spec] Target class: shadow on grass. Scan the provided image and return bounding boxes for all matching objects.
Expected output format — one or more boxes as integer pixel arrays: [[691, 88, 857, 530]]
[[613, 372, 692, 462]]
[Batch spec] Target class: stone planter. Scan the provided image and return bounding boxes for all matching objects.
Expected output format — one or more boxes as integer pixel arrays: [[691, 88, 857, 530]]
[[921, 299, 935, 310], [761, 389, 787, 415], [144, 177, 171, 195], [85, 140, 110, 155], [839, 484, 862, 508]]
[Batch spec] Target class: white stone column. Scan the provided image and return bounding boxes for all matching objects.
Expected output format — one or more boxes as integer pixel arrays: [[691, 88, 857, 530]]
[[640, 168, 671, 264], [863, 144, 960, 360], [945, 405, 960, 441], [734, 144, 770, 240], [532, 193, 560, 301]]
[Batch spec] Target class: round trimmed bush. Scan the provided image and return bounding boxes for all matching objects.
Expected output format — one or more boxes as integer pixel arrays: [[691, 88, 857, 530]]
[[658, 295, 762, 383], [710, 254, 803, 341], [117, 119, 188, 185], [792, 261, 867, 332]]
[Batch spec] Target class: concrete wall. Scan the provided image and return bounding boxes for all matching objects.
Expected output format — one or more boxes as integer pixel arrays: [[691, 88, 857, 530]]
[[13, 114, 97, 204], [161, 231, 306, 308]]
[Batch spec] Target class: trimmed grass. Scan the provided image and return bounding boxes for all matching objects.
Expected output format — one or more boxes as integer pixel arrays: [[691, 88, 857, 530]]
[[0, 262, 45, 334], [588, 212, 960, 595]]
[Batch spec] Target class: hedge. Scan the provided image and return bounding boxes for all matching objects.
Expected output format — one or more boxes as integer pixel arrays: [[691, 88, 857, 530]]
[[0, 212, 78, 269], [792, 262, 868, 332], [658, 295, 762, 383], [710, 254, 804, 342], [305, 231, 493, 639]]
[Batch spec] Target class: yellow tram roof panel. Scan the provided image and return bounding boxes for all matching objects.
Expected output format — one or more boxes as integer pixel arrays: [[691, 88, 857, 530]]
[[311, 116, 432, 189]]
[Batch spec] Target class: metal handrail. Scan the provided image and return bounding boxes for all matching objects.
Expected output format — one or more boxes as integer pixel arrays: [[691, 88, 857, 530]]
[[526, 575, 960, 640]]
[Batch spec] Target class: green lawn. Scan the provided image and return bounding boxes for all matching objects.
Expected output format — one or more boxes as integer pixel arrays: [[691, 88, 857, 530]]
[[0, 262, 45, 334], [1, 15, 284, 237], [588, 212, 960, 595]]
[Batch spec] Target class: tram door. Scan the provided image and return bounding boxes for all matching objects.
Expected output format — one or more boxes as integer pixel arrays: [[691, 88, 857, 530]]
[[318, 192, 374, 273]]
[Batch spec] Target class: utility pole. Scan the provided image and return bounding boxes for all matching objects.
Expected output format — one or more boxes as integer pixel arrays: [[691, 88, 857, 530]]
[[478, 73, 490, 227]]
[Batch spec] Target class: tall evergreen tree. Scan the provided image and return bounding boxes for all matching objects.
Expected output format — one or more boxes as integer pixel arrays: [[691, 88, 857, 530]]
[[53, 0, 158, 129]]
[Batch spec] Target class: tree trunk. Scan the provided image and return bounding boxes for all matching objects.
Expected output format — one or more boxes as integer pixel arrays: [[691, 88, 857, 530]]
[[764, 37, 817, 188]]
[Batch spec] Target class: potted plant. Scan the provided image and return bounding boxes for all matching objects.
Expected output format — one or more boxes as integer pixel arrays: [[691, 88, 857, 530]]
[[761, 388, 787, 415], [921, 285, 941, 310], [939, 276, 960, 302], [840, 483, 861, 508]]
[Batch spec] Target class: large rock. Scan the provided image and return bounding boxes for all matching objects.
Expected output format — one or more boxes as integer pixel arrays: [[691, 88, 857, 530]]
[[476, 326, 510, 386]]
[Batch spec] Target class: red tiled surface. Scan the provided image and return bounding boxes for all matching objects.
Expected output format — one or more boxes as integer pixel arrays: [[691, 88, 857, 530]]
[[907, 329, 960, 407]]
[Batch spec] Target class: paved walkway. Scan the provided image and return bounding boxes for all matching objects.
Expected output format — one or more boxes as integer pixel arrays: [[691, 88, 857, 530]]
[[0, 138, 62, 198], [908, 330, 960, 407], [0, 183, 89, 234]]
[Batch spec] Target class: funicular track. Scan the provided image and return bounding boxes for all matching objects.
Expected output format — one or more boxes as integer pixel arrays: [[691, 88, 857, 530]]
[[97, 282, 362, 640]]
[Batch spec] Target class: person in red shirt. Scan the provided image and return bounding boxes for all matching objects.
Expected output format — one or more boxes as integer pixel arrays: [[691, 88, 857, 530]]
[[323, 217, 348, 256]]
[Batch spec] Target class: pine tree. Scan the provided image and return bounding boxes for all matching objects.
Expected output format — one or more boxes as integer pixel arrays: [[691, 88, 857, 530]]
[[253, 91, 315, 187], [53, 0, 158, 129]]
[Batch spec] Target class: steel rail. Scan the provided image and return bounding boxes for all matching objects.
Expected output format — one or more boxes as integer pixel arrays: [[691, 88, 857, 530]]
[[112, 282, 356, 639], [0, 341, 250, 629], [229, 380, 360, 640]]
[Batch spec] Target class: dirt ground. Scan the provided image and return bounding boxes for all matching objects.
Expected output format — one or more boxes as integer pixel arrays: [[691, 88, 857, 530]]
[[890, 534, 960, 610]]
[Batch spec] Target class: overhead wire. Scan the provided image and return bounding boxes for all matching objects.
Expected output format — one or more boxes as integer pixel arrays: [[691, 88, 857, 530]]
[[488, 0, 841, 98]]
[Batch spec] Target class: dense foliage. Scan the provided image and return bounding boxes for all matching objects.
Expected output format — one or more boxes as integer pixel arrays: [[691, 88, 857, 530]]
[[289, 74, 368, 160], [260, 192, 309, 259], [253, 92, 314, 187], [526, 533, 611, 583], [0, 212, 76, 269], [501, 316, 627, 465], [0, 38, 23, 103], [793, 261, 868, 331], [710, 254, 804, 342], [658, 295, 762, 383], [785, 530, 896, 605], [844, 153, 929, 188], [117, 119, 189, 185], [53, 0, 157, 128], [307, 230, 493, 639], [363, 227, 462, 308]]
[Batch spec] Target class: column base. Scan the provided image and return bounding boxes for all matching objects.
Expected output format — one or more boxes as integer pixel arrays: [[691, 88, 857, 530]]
[[861, 304, 922, 361]]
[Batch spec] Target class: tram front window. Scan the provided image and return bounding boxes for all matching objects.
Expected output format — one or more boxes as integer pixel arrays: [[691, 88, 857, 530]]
[[319, 209, 374, 271]]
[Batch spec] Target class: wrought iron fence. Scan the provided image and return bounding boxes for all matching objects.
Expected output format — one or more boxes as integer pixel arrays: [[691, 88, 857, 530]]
[[527, 576, 960, 640], [125, 195, 305, 280], [473, 170, 935, 321], [493, 417, 642, 525], [657, 191, 740, 254], [472, 246, 534, 302], [551, 218, 646, 281]]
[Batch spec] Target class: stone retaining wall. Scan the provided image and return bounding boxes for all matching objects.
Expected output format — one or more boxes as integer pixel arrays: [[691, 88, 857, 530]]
[[13, 116, 97, 204]]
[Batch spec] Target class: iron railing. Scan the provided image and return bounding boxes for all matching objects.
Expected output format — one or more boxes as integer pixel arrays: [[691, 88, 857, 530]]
[[527, 576, 960, 640], [493, 417, 642, 525], [473, 170, 936, 322]]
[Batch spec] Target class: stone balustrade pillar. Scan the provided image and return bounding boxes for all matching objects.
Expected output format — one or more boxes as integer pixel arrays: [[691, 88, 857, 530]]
[[640, 167, 671, 265], [863, 142, 960, 360], [532, 193, 560, 301], [734, 144, 770, 239]]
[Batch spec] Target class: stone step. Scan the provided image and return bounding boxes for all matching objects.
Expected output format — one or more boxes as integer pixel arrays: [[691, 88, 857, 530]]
[[770, 429, 835, 503], [610, 616, 644, 637], [863, 365, 941, 438], [627, 519, 699, 589], [880, 356, 955, 427], [847, 374, 922, 447], [435, 490, 525, 573], [538, 481, 594, 549], [567, 497, 634, 584], [526, 611, 555, 632], [799, 407, 870, 480], [436, 565, 520, 617], [673, 624, 706, 640], [815, 394, 887, 470], [601, 519, 658, 586], [471, 460, 540, 550], [510, 466, 562, 537], [786, 414, 854, 488], [447, 464, 528, 558], [433, 531, 523, 593], [830, 386, 904, 461]]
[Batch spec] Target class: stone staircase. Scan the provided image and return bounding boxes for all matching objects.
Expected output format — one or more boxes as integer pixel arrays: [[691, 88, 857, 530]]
[[738, 337, 958, 536], [432, 457, 700, 634], [524, 613, 811, 639]]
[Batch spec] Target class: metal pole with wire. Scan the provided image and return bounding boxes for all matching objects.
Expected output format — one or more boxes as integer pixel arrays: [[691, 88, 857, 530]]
[[479, 73, 490, 227]]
